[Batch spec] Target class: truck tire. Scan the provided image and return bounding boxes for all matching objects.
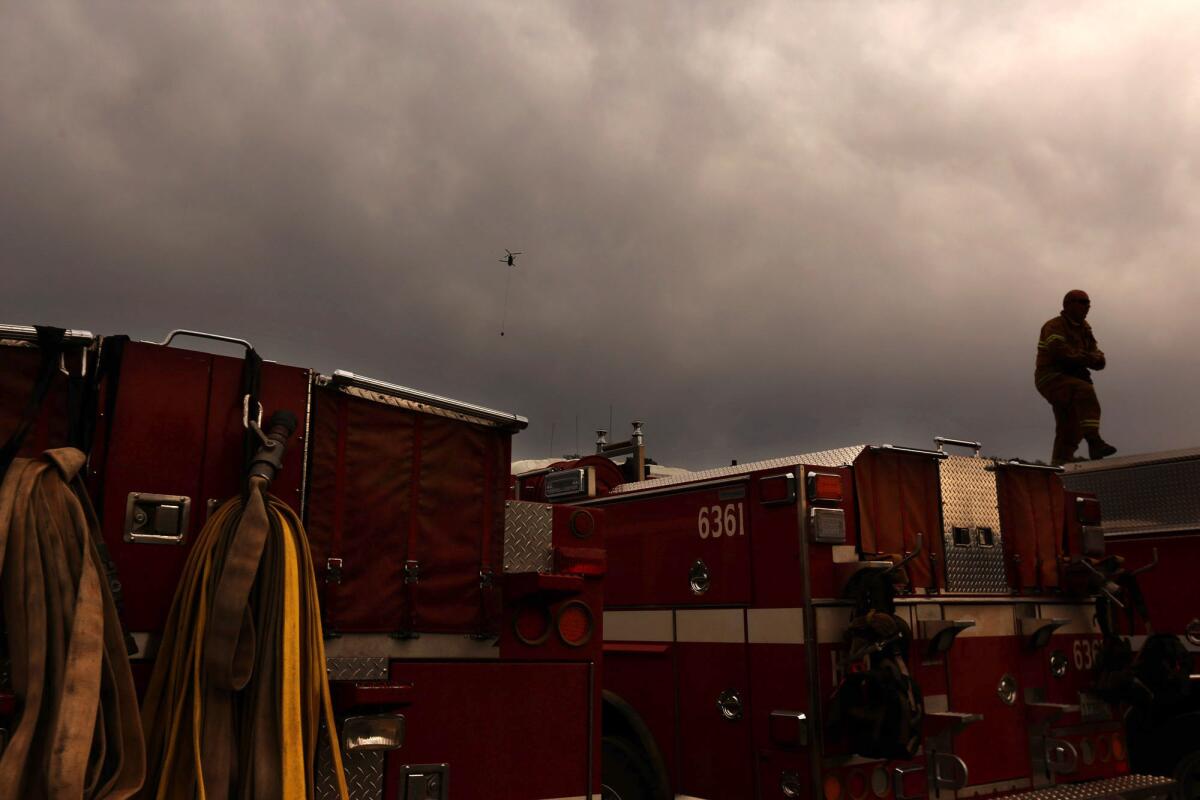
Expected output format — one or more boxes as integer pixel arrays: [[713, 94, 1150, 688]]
[[1172, 751, 1200, 800], [601, 735, 660, 800]]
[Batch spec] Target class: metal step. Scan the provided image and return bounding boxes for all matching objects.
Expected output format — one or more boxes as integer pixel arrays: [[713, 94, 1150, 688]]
[[1001, 774, 1175, 800]]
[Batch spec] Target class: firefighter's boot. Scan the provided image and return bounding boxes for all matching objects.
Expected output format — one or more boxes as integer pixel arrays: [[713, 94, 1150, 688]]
[[1087, 438, 1118, 460]]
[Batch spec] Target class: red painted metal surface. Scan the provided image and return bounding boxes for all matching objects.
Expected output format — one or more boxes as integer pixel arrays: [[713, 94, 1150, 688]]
[[580, 449, 1133, 799], [748, 643, 810, 756], [676, 641, 755, 799], [331, 681, 415, 709], [1107, 533, 1200, 635], [94, 341, 309, 634], [603, 644, 679, 786], [946, 636, 1030, 786], [748, 472, 807, 609], [603, 482, 753, 607], [756, 750, 809, 800], [3, 332, 606, 797], [0, 345, 80, 458], [382, 661, 593, 800]]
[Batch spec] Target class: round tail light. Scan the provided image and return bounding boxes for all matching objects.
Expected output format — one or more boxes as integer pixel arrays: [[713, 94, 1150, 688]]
[[514, 602, 551, 646], [570, 510, 595, 539], [823, 774, 843, 800], [847, 769, 868, 800], [556, 601, 594, 647]]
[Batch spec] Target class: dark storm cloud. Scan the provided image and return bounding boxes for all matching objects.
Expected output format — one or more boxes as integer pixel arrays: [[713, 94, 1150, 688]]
[[3, 1, 1198, 468]]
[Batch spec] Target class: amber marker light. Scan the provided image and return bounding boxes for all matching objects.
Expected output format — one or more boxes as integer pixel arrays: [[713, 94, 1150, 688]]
[[556, 600, 594, 647], [823, 774, 843, 800], [808, 472, 844, 503]]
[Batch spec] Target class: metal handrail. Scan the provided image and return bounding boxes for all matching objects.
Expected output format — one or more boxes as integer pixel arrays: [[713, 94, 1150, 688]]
[[0, 324, 94, 345]]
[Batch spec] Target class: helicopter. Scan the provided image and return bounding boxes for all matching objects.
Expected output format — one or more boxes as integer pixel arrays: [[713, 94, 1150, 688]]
[[497, 250, 523, 336]]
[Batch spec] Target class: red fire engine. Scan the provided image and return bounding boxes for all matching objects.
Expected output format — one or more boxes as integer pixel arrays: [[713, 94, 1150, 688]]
[[1062, 451, 1200, 790], [517, 430, 1185, 800], [1062, 449, 1200, 648], [0, 324, 604, 799]]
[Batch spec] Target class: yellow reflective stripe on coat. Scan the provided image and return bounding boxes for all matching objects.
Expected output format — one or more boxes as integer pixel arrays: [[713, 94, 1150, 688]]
[[1035, 371, 1061, 387]]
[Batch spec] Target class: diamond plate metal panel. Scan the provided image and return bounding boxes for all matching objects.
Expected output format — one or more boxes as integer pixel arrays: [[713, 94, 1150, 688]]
[[939, 456, 1010, 593], [317, 655, 389, 800], [504, 501, 554, 573], [326, 656, 389, 681], [607, 445, 869, 495], [315, 728, 384, 800], [1063, 456, 1200, 535], [1002, 773, 1174, 800]]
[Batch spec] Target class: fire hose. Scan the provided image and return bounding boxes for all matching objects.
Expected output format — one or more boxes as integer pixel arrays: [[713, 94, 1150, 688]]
[[0, 448, 146, 798], [140, 411, 348, 799]]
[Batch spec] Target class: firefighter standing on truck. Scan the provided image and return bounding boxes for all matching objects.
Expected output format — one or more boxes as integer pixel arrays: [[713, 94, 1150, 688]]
[[1035, 289, 1117, 466]]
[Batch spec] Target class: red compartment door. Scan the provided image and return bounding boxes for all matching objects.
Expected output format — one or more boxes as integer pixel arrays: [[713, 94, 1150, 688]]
[[305, 386, 511, 634], [383, 661, 593, 800], [95, 341, 309, 633]]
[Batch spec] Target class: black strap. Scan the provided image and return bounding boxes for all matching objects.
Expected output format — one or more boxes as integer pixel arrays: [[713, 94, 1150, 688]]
[[75, 334, 138, 655], [0, 326, 68, 475], [241, 348, 264, 477]]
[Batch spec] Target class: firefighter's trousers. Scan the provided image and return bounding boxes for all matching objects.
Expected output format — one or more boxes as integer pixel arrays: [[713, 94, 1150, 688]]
[[1037, 374, 1102, 464]]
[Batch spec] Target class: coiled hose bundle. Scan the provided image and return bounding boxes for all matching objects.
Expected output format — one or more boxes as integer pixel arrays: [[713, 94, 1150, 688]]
[[0, 448, 146, 798], [140, 412, 348, 800]]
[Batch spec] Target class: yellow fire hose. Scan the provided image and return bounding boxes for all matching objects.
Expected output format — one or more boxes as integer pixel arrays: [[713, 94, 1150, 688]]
[[140, 412, 348, 799]]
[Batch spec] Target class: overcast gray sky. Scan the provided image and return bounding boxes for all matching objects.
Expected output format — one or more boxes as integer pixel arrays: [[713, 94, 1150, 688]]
[[3, 1, 1198, 467]]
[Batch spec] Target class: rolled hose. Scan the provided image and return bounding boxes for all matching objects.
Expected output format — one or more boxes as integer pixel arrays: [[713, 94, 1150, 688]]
[[140, 413, 347, 800], [0, 448, 146, 798]]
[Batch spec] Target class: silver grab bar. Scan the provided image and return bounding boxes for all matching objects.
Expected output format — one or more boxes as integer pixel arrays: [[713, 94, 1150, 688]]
[[934, 436, 982, 457], [156, 329, 254, 352]]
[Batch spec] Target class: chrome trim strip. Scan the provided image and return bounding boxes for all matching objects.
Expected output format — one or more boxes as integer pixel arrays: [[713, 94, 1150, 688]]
[[327, 370, 528, 430], [0, 324, 93, 344]]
